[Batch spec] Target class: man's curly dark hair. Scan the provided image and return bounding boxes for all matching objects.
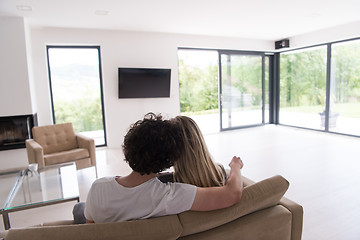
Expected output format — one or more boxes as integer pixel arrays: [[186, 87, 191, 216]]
[[122, 113, 182, 175]]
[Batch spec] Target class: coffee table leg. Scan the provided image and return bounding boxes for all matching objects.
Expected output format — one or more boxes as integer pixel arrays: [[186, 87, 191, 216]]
[[2, 212, 11, 230]]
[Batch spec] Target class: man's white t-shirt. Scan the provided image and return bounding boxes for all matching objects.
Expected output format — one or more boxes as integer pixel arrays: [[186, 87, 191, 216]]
[[84, 176, 197, 223]]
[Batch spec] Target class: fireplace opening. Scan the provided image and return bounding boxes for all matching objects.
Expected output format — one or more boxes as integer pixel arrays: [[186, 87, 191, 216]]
[[0, 114, 37, 151]]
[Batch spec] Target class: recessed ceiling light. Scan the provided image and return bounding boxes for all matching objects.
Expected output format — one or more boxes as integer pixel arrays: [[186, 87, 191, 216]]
[[16, 5, 32, 11], [306, 13, 322, 18], [95, 10, 109, 16]]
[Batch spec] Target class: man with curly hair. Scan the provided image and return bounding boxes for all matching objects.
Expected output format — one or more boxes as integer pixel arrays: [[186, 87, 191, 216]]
[[84, 113, 244, 223]]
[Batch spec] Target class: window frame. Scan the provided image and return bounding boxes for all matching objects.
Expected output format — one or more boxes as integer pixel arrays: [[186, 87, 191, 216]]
[[46, 45, 107, 147], [276, 37, 360, 138]]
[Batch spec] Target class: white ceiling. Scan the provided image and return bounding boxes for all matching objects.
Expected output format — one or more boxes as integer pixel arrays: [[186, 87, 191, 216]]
[[1, 0, 360, 41]]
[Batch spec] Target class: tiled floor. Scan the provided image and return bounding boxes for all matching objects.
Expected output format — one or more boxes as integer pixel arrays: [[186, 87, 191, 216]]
[[1, 125, 360, 239]]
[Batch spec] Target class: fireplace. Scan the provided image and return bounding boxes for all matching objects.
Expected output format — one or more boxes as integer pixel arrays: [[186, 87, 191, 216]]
[[0, 114, 37, 151]]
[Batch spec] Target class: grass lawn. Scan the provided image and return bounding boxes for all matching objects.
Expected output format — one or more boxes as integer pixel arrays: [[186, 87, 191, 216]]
[[281, 102, 360, 118], [183, 102, 360, 118]]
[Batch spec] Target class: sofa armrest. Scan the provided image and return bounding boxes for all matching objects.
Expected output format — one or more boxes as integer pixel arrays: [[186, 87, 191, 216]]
[[224, 170, 254, 187], [25, 139, 45, 167], [279, 197, 303, 240], [225, 172, 303, 240], [76, 134, 96, 167], [242, 175, 255, 187], [178, 175, 290, 237]]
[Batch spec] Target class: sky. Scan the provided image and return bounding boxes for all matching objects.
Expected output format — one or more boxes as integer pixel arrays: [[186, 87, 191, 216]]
[[48, 48, 99, 67]]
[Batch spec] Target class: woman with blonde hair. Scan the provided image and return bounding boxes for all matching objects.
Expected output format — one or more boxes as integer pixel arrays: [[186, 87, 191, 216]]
[[170, 116, 226, 187]]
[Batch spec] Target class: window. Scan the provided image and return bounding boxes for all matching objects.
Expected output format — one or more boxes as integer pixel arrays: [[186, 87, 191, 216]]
[[178, 38, 360, 138], [330, 40, 360, 136], [47, 46, 106, 146], [178, 49, 269, 133], [264, 56, 270, 123], [279, 46, 327, 130], [178, 49, 219, 134]]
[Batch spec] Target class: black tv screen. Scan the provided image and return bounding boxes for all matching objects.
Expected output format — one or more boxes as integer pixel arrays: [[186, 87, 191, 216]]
[[118, 68, 171, 98]]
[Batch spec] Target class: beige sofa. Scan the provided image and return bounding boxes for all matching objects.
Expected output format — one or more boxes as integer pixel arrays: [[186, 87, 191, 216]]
[[0, 175, 303, 240]]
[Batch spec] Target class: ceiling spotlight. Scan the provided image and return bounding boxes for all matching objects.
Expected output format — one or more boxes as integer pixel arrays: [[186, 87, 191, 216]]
[[16, 5, 32, 11], [95, 10, 109, 16]]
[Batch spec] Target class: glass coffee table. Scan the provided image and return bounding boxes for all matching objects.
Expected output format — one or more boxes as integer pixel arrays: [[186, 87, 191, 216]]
[[0, 163, 79, 230]]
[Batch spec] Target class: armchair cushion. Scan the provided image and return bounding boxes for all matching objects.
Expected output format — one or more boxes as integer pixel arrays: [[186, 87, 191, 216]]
[[44, 148, 90, 165]]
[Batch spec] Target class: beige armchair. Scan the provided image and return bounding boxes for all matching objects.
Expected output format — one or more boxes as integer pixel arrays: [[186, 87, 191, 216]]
[[25, 123, 97, 177]]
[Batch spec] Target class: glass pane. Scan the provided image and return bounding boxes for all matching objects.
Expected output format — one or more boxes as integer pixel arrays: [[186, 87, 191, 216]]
[[0, 171, 22, 209], [279, 46, 327, 129], [8, 164, 79, 209], [265, 56, 269, 123], [330, 40, 360, 136], [178, 50, 219, 134], [220, 54, 263, 129], [48, 48, 105, 146]]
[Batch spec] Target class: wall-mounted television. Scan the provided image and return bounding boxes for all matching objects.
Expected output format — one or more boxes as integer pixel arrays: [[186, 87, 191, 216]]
[[118, 68, 171, 98]]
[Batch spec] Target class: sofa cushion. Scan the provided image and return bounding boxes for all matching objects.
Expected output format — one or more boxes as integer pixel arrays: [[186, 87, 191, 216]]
[[178, 175, 289, 237], [6, 215, 183, 240], [32, 123, 78, 154], [179, 205, 292, 240], [44, 148, 89, 165], [42, 220, 74, 226]]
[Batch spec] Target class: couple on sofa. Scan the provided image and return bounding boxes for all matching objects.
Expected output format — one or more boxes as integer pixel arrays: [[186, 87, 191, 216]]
[[83, 113, 244, 223]]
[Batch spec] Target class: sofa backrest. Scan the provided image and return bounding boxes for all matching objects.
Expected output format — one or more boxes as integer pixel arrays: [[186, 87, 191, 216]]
[[6, 215, 182, 240], [32, 123, 78, 154], [178, 175, 290, 237], [5, 175, 293, 240]]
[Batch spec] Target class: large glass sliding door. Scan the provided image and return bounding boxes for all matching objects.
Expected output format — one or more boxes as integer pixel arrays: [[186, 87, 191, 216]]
[[330, 39, 360, 136], [278, 38, 360, 137], [279, 46, 327, 130], [219, 52, 265, 130]]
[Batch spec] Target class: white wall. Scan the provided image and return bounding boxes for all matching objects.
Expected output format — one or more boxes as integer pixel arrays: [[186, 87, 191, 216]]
[[0, 17, 34, 116], [0, 17, 36, 169], [30, 27, 273, 148], [289, 21, 360, 49], [0, 149, 28, 170]]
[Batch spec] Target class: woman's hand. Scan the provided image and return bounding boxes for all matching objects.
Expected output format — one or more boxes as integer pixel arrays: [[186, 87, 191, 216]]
[[229, 156, 244, 170]]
